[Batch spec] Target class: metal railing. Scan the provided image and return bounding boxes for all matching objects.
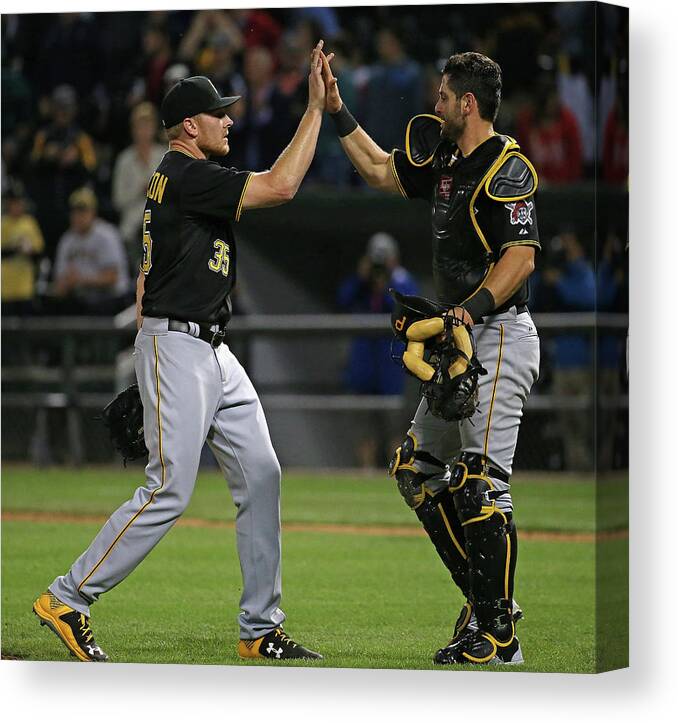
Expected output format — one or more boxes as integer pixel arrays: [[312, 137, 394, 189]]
[[2, 311, 628, 464]]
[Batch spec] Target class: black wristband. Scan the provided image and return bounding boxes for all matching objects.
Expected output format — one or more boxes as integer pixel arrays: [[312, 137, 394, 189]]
[[462, 287, 496, 323], [330, 104, 358, 137]]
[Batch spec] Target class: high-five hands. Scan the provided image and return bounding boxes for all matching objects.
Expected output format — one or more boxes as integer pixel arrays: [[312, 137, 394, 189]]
[[319, 49, 342, 113], [308, 40, 327, 111]]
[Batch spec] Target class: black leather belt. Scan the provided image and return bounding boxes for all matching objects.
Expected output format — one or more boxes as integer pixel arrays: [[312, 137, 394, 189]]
[[476, 304, 528, 325], [168, 320, 226, 348]]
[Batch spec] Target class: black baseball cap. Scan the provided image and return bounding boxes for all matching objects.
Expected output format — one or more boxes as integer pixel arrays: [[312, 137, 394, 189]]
[[160, 76, 241, 129]]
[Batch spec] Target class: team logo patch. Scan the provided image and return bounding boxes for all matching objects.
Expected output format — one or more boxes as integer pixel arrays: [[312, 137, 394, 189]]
[[438, 176, 452, 200], [505, 200, 534, 226]]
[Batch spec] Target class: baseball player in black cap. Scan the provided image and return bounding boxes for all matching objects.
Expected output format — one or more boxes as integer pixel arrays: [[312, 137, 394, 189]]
[[33, 42, 328, 663]]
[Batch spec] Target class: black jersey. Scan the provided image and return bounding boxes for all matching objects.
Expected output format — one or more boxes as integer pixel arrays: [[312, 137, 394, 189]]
[[140, 150, 252, 325], [391, 133, 540, 309]]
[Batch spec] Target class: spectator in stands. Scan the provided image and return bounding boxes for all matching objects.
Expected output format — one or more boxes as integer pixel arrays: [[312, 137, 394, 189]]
[[29, 85, 98, 252], [337, 232, 419, 467], [361, 27, 422, 153], [51, 188, 131, 315], [112, 102, 166, 271], [515, 75, 583, 183], [541, 231, 595, 470], [177, 9, 244, 81], [128, 23, 173, 107], [35, 13, 99, 99], [1, 179, 45, 315], [232, 8, 282, 54], [236, 46, 295, 171]]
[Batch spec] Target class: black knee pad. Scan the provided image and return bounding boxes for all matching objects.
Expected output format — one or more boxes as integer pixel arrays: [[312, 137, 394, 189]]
[[389, 433, 426, 509], [450, 452, 494, 522]]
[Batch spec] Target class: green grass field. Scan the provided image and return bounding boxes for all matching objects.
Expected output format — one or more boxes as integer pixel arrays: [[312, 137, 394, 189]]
[[1, 465, 628, 673]]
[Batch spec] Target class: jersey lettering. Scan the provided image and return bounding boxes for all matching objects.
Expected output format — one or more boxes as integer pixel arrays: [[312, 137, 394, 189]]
[[141, 209, 153, 274], [208, 239, 230, 276], [147, 172, 168, 204]]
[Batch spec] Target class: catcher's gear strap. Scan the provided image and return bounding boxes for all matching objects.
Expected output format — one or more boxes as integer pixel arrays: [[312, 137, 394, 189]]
[[405, 114, 444, 167], [449, 452, 509, 496], [389, 432, 450, 508], [485, 151, 538, 202]]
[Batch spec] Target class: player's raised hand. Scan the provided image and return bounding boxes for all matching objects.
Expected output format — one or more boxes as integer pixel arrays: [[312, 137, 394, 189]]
[[307, 40, 326, 111], [320, 50, 342, 113]]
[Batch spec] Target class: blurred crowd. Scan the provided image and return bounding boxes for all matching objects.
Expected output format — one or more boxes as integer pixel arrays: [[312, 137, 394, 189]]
[[1, 5, 628, 315]]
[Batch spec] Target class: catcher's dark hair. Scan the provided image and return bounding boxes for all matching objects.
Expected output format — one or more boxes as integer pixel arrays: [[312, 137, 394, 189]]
[[442, 52, 502, 123]]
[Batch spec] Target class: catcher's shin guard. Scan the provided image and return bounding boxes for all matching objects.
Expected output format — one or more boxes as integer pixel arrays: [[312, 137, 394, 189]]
[[389, 434, 469, 596], [450, 452, 517, 647]]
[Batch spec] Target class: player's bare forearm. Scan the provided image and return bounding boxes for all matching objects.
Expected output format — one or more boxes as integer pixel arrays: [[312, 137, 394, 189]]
[[319, 49, 398, 194], [267, 107, 323, 198], [339, 128, 399, 194], [483, 246, 536, 307], [136, 271, 145, 331]]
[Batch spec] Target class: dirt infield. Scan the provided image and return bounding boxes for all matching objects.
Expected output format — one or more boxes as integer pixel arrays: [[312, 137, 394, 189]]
[[2, 510, 628, 543]]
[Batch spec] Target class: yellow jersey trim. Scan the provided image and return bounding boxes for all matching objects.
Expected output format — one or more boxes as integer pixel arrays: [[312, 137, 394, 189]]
[[500, 240, 540, 252], [390, 150, 409, 198], [235, 172, 254, 222], [469, 137, 519, 255]]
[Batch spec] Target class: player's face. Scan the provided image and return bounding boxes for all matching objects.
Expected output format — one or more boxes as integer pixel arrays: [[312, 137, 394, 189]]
[[195, 109, 234, 157], [435, 77, 466, 141]]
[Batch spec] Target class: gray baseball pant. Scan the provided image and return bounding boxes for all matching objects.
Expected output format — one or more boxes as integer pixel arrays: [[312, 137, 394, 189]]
[[408, 307, 540, 507], [50, 316, 285, 639]]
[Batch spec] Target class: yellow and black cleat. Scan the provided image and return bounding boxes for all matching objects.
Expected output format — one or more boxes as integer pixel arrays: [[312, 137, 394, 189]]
[[33, 591, 109, 662], [238, 627, 322, 661], [434, 628, 523, 666]]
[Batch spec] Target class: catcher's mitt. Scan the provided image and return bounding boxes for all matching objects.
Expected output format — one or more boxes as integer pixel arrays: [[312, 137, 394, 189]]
[[101, 384, 148, 464], [390, 291, 487, 421]]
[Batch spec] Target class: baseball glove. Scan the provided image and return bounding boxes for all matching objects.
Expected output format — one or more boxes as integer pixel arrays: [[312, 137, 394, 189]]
[[390, 291, 487, 421], [101, 384, 148, 464], [419, 313, 487, 421]]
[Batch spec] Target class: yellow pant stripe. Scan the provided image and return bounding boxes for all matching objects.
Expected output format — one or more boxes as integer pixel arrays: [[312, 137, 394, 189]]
[[77, 336, 167, 594], [483, 323, 505, 460]]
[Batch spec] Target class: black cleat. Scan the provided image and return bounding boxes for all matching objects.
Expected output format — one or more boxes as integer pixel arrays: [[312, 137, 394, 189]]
[[434, 628, 524, 665], [33, 591, 109, 662], [238, 627, 323, 660], [441, 599, 523, 647]]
